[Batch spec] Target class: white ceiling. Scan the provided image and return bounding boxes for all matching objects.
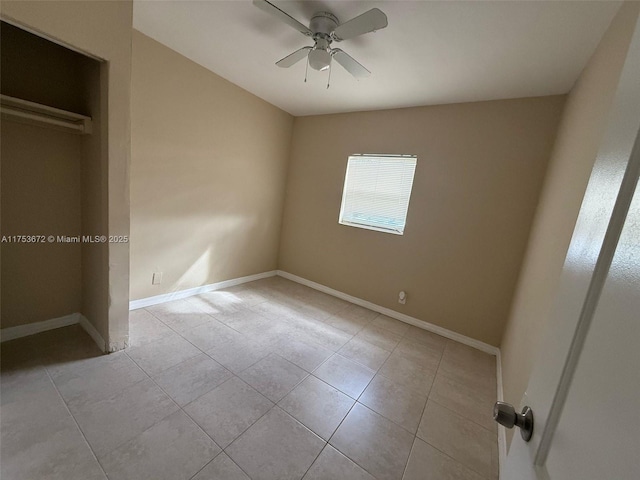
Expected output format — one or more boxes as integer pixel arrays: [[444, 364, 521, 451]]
[[133, 0, 621, 116]]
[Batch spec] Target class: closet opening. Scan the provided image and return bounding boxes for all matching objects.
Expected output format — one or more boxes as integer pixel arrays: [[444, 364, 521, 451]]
[[1, 20, 110, 352]]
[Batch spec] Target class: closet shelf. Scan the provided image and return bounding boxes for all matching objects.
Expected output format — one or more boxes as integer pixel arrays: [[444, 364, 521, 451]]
[[1, 94, 92, 135]]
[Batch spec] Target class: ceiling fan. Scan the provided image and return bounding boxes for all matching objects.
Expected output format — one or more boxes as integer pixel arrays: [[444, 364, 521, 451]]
[[253, 0, 388, 83]]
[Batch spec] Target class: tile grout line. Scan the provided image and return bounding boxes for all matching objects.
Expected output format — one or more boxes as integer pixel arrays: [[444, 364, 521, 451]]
[[318, 403, 368, 476], [45, 354, 159, 460], [141, 304, 272, 378], [122, 349, 225, 446], [214, 279, 369, 478], [151, 314, 321, 478], [308, 349, 385, 479], [434, 367, 498, 403], [217, 402, 284, 478], [310, 313, 444, 452], [186, 455, 218, 480], [260, 404, 330, 480], [303, 288, 480, 473], [415, 339, 496, 480], [355, 321, 451, 479], [140, 289, 357, 447], [43, 367, 111, 479], [398, 338, 446, 480], [388, 331, 443, 479], [266, 323, 384, 480], [324, 401, 400, 480], [427, 396, 498, 437], [430, 343, 499, 434], [145, 287, 279, 333], [120, 349, 263, 479], [413, 435, 494, 480], [298, 443, 332, 480]]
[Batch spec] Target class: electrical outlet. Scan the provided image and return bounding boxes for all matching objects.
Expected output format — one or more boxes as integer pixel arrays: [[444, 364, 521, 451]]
[[398, 291, 407, 305], [152, 272, 163, 285]]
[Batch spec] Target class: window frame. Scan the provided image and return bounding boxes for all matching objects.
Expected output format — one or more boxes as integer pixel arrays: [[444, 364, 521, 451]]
[[338, 153, 417, 236]]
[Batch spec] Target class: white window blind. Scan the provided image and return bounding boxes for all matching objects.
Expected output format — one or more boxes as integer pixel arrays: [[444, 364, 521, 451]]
[[339, 154, 417, 235]]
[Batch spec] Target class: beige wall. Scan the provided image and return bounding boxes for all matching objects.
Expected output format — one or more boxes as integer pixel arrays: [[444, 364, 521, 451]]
[[279, 97, 564, 346], [1, 123, 82, 327], [499, 1, 640, 446], [130, 31, 293, 300], [1, 0, 133, 350]]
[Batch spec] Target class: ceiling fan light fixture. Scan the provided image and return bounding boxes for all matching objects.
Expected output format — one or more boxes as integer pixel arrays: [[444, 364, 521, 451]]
[[308, 48, 331, 71]]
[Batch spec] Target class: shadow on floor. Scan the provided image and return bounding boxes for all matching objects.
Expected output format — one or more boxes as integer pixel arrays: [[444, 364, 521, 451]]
[[1, 324, 104, 375]]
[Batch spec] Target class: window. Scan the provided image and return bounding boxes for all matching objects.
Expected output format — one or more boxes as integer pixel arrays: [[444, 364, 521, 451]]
[[338, 154, 417, 235]]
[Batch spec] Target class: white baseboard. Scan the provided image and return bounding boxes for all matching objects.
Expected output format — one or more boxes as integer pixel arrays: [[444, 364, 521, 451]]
[[127, 268, 498, 355], [1, 312, 107, 353], [277, 270, 499, 356], [1, 313, 80, 343], [78, 314, 106, 352], [129, 270, 278, 310]]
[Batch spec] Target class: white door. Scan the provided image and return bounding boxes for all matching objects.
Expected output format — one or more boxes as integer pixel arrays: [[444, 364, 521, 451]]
[[503, 13, 640, 480]]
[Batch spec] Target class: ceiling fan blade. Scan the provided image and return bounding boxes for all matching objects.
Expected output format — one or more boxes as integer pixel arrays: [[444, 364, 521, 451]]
[[332, 8, 388, 41], [253, 0, 313, 37], [276, 47, 312, 68], [332, 49, 371, 79]]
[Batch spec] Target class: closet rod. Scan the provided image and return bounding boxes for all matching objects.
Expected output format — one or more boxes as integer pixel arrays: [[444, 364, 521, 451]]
[[0, 94, 92, 134]]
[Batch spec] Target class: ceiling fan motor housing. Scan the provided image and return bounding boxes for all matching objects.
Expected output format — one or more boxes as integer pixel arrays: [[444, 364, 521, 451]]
[[310, 12, 339, 36]]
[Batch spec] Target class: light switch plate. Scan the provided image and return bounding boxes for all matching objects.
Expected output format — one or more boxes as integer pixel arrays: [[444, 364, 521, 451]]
[[152, 272, 163, 285]]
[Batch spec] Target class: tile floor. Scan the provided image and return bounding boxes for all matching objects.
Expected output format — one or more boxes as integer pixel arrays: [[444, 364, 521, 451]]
[[0, 276, 499, 480]]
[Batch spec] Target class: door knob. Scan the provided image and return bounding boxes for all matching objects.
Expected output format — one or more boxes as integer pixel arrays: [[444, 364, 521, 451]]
[[493, 401, 534, 442]]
